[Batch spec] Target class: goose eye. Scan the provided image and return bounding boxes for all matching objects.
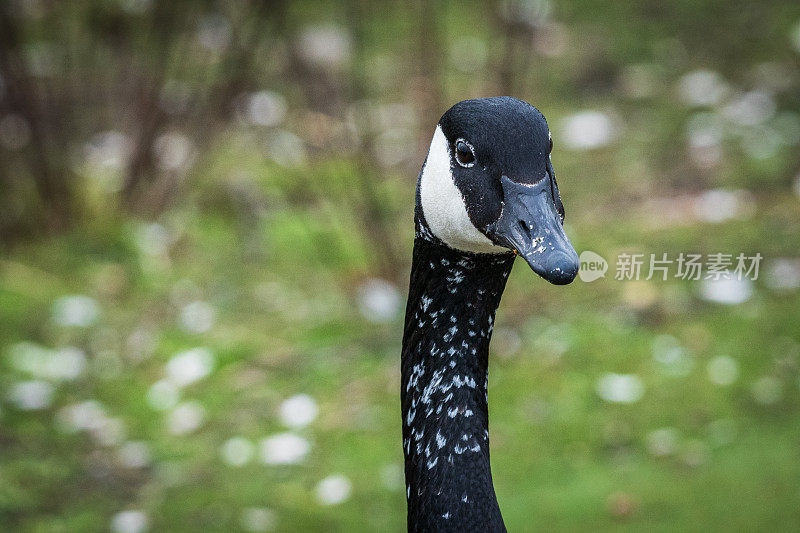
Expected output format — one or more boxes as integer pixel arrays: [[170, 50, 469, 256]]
[[454, 140, 475, 166]]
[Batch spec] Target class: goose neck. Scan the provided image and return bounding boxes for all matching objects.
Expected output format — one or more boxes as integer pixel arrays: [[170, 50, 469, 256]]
[[401, 235, 513, 532]]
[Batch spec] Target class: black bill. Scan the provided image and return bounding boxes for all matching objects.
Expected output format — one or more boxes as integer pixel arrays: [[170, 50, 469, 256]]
[[486, 172, 579, 285]]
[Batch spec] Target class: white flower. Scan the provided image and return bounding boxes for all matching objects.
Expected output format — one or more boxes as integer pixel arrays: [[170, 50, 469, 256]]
[[596, 373, 644, 404], [8, 343, 86, 381], [58, 401, 106, 433], [260, 433, 310, 465], [9, 380, 54, 410], [492, 328, 522, 358], [179, 301, 216, 334], [246, 91, 287, 127], [240, 508, 277, 532], [196, 14, 231, 52], [119, 0, 151, 15], [47, 347, 87, 381], [765, 258, 800, 292], [374, 128, 415, 167], [220, 437, 254, 467], [706, 356, 739, 386], [147, 380, 180, 411], [357, 279, 400, 323], [118, 441, 151, 468], [8, 341, 52, 375], [650, 335, 693, 377], [153, 132, 194, 172], [693, 189, 754, 223], [267, 130, 307, 167], [51, 295, 100, 327], [111, 510, 149, 533], [135, 223, 172, 257], [379, 463, 404, 491], [722, 91, 776, 126], [297, 25, 351, 69], [166, 348, 214, 388], [685, 112, 724, 168], [166, 401, 205, 435], [91, 417, 127, 447], [315, 475, 352, 505], [646, 427, 679, 457], [677, 70, 729, 107], [126, 328, 157, 362], [560, 111, 616, 150], [278, 394, 319, 429], [751, 376, 782, 405], [699, 274, 752, 305], [83, 130, 132, 172], [532, 324, 573, 362]]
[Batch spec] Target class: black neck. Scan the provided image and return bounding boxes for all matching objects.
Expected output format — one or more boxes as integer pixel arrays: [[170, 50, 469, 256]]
[[401, 230, 514, 532]]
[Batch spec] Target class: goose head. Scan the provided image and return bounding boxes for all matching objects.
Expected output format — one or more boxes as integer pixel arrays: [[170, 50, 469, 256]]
[[417, 96, 579, 285]]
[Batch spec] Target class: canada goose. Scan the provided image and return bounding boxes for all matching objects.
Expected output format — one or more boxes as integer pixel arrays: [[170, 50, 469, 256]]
[[401, 97, 578, 531]]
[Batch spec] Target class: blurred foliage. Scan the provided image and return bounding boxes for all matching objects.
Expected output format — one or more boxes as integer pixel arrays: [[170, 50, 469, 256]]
[[1, 0, 800, 531]]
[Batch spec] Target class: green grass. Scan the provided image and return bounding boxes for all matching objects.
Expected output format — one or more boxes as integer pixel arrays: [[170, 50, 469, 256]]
[[2, 1, 800, 530], [1, 178, 799, 531]]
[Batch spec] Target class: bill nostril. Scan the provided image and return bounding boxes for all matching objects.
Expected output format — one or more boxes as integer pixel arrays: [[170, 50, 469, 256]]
[[517, 219, 532, 241]]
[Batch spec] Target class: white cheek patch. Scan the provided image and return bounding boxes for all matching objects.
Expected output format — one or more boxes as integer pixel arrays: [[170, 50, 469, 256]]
[[419, 126, 506, 254]]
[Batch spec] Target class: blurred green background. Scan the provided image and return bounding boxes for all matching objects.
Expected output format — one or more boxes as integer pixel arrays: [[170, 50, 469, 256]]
[[1, 0, 800, 531]]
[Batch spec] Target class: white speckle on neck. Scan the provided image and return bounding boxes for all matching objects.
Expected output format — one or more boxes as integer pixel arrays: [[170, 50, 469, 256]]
[[421, 295, 432, 311], [419, 126, 506, 254]]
